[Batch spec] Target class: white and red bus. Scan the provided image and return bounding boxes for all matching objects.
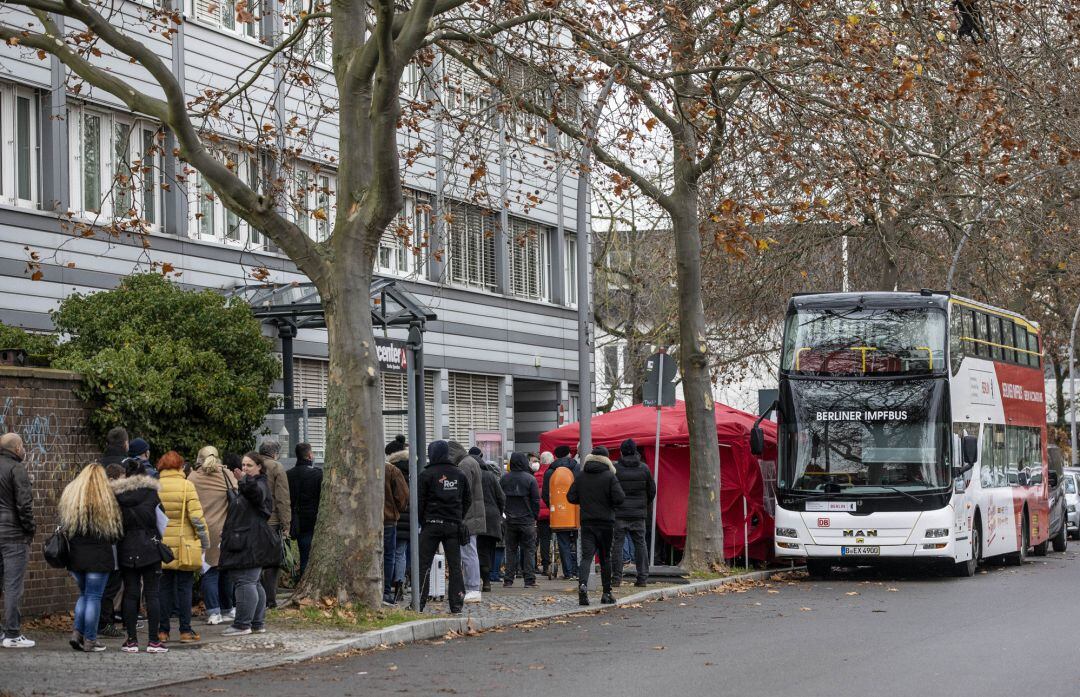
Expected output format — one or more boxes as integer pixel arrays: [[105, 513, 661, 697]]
[[757, 291, 1066, 577]]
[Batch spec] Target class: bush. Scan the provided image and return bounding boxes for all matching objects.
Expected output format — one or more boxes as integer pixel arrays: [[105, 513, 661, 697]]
[[51, 274, 278, 457]]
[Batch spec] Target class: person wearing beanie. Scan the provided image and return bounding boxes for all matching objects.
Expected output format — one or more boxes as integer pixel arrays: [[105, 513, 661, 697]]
[[566, 445, 625, 606], [499, 452, 540, 587], [542, 445, 581, 579], [417, 440, 471, 613], [612, 439, 656, 587], [128, 438, 158, 478]]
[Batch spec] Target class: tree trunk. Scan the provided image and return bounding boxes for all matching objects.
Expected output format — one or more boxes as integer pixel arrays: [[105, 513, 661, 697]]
[[1053, 357, 1066, 428], [295, 251, 384, 608], [670, 183, 725, 572]]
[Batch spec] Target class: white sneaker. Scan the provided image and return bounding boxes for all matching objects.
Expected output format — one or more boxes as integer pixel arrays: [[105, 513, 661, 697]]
[[226, 608, 236, 620], [463, 590, 482, 603], [221, 626, 252, 637], [206, 613, 223, 625], [2, 636, 35, 648]]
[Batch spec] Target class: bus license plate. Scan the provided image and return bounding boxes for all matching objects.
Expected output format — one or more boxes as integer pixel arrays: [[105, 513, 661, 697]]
[[841, 546, 880, 556]]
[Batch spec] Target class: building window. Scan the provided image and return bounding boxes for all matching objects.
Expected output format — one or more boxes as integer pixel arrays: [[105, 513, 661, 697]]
[[0, 83, 39, 208], [190, 147, 265, 248], [565, 234, 577, 306], [505, 60, 549, 145], [381, 371, 436, 444], [377, 192, 429, 277], [447, 372, 501, 444], [507, 217, 549, 301], [446, 202, 496, 290], [288, 0, 331, 65], [443, 57, 493, 121], [69, 104, 162, 225], [192, 0, 259, 40], [294, 357, 328, 461], [290, 165, 336, 242]]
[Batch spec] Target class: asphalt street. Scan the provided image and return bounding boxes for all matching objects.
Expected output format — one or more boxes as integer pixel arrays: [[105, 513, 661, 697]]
[[150, 551, 1080, 697]]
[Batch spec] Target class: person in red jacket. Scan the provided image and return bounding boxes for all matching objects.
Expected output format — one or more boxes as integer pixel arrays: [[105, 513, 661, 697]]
[[533, 452, 554, 576]]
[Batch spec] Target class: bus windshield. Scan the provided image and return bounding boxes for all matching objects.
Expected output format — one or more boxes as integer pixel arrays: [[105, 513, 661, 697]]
[[779, 378, 951, 493], [782, 306, 947, 376]]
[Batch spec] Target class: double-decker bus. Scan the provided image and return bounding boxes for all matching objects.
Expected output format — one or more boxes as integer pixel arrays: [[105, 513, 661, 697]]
[[756, 290, 1065, 577]]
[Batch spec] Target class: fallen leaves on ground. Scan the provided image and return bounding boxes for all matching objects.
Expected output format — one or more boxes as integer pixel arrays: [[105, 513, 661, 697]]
[[845, 591, 859, 596], [800, 607, 813, 612], [652, 645, 666, 650]]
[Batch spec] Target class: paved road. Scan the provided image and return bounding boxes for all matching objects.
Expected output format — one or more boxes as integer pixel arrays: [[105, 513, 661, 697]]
[[147, 552, 1080, 697]]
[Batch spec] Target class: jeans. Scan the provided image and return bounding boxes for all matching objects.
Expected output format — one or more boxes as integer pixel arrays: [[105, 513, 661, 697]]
[[383, 525, 397, 598], [70, 571, 110, 643], [490, 547, 504, 581], [200, 566, 223, 615], [122, 564, 161, 644], [0, 541, 29, 638], [461, 535, 481, 592], [578, 525, 614, 594], [418, 522, 464, 612], [555, 530, 578, 578], [537, 520, 552, 570], [612, 518, 648, 585], [503, 523, 537, 583], [231, 567, 266, 630], [296, 531, 314, 577], [158, 569, 194, 635], [392, 537, 409, 584], [477, 535, 498, 587]]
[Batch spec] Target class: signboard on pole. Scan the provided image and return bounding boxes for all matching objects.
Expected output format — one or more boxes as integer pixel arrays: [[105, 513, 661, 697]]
[[375, 337, 408, 373], [642, 351, 677, 408]]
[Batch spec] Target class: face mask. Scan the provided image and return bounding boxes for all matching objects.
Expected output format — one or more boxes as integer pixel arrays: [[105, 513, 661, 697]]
[[529, 462, 540, 472]]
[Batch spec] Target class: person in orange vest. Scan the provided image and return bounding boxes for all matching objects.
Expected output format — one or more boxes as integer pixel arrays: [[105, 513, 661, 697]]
[[542, 445, 581, 579]]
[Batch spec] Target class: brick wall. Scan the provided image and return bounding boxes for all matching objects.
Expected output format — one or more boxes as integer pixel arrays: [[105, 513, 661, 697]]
[[0, 366, 100, 618]]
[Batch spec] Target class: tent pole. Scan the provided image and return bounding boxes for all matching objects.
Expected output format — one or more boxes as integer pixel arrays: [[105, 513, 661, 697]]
[[650, 351, 664, 567]]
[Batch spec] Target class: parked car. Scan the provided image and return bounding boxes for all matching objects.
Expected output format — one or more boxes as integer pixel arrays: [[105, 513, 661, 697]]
[[1064, 470, 1080, 540]]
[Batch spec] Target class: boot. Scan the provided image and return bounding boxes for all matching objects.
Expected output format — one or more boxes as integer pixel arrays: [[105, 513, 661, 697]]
[[600, 592, 616, 605], [578, 584, 590, 606]]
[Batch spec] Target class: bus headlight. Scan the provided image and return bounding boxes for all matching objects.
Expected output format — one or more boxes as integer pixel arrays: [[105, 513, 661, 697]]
[[776, 527, 798, 538], [925, 528, 949, 538]]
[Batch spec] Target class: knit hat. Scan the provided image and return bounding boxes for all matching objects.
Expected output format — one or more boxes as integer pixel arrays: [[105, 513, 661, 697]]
[[554, 445, 571, 458], [591, 445, 609, 458], [468, 446, 484, 460], [128, 438, 150, 458], [385, 434, 407, 456], [620, 439, 637, 456], [427, 439, 449, 464]]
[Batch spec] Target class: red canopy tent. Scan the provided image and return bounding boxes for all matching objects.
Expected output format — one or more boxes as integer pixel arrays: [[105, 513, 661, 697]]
[[539, 400, 778, 561]]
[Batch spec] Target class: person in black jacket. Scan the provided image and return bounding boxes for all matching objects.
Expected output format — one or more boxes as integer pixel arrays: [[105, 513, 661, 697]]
[[612, 439, 656, 587], [567, 446, 625, 606], [417, 440, 470, 613], [111, 459, 168, 653], [476, 456, 505, 593], [542, 444, 580, 579], [219, 453, 279, 636], [499, 452, 540, 587], [287, 442, 322, 578], [0, 433, 35, 649]]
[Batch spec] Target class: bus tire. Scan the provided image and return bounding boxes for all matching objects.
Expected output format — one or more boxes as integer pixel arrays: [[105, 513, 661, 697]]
[[953, 515, 980, 578], [805, 559, 831, 578], [1052, 519, 1068, 553], [1005, 511, 1029, 566]]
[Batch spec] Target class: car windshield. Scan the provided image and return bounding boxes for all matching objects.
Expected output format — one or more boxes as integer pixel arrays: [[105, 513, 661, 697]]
[[779, 378, 950, 493], [1066, 475, 1077, 494], [781, 306, 947, 376]]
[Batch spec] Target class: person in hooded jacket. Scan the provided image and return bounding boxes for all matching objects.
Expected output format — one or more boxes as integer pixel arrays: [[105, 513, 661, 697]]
[[534, 452, 555, 577], [219, 452, 280, 636], [111, 458, 168, 653], [611, 439, 656, 587], [476, 454, 505, 592], [499, 452, 540, 587], [382, 444, 408, 605], [542, 445, 580, 579], [566, 446, 625, 606], [416, 440, 470, 613], [448, 442, 485, 602], [386, 436, 411, 602], [288, 442, 322, 580]]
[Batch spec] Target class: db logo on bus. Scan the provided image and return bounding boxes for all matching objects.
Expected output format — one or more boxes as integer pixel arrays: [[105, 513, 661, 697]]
[[817, 518, 830, 527]]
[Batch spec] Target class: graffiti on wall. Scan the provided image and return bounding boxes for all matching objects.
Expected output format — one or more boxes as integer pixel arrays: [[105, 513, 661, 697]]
[[0, 397, 63, 469]]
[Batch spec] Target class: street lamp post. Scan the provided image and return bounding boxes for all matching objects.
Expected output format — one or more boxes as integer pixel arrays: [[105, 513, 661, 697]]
[[1070, 302, 1080, 466]]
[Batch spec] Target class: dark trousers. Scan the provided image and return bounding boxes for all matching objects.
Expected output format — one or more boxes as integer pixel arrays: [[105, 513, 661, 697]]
[[418, 522, 464, 612], [261, 566, 280, 608], [477, 535, 498, 586], [122, 564, 161, 644], [0, 541, 28, 638], [537, 520, 552, 570], [578, 525, 614, 594], [555, 530, 578, 578], [98, 569, 122, 629], [158, 569, 194, 635], [612, 518, 648, 585], [297, 531, 314, 577], [503, 523, 537, 583], [382, 525, 397, 597]]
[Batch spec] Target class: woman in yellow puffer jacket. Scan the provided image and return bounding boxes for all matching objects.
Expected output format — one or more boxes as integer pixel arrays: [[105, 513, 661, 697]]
[[156, 451, 209, 644]]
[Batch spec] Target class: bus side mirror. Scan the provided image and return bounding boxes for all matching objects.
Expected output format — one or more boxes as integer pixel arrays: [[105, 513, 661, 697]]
[[750, 426, 765, 456], [961, 435, 978, 468]]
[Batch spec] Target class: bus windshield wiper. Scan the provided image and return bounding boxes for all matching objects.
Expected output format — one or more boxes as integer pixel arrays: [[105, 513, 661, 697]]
[[875, 486, 922, 503]]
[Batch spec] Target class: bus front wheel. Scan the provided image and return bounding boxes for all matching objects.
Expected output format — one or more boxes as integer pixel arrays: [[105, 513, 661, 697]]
[[805, 559, 832, 579], [953, 516, 981, 578], [1005, 512, 1029, 566]]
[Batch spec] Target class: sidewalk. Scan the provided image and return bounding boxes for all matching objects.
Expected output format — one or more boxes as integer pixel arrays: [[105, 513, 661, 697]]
[[0, 569, 786, 697]]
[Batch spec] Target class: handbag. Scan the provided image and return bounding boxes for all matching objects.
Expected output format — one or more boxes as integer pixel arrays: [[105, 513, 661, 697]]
[[156, 538, 175, 564], [43, 525, 70, 569], [222, 468, 237, 506], [174, 487, 202, 571]]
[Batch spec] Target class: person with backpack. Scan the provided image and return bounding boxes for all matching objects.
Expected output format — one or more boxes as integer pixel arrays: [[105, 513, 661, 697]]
[[111, 458, 168, 653], [566, 446, 625, 606], [612, 439, 656, 587], [500, 452, 540, 588]]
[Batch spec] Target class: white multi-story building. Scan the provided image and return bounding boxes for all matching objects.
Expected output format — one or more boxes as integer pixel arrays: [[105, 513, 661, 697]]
[[0, 2, 586, 459]]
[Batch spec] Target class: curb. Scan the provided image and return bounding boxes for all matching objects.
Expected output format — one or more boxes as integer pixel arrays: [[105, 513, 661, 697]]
[[103, 567, 798, 696]]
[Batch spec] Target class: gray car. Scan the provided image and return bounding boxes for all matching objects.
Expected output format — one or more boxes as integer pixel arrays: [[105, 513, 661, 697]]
[[1064, 470, 1080, 540]]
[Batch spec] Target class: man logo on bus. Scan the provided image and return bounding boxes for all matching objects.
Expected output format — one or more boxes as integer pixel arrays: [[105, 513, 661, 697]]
[[842, 530, 878, 537]]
